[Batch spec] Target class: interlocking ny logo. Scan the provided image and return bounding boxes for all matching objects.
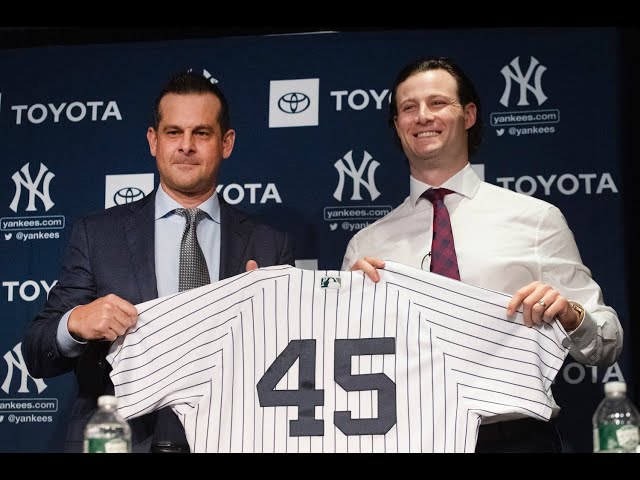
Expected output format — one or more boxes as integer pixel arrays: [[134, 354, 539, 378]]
[[9, 162, 55, 213], [187, 67, 218, 85], [499, 56, 548, 107], [2, 343, 47, 394], [333, 150, 380, 202]]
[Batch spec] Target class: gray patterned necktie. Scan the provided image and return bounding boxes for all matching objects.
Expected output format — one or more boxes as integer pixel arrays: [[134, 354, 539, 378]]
[[175, 208, 210, 292]]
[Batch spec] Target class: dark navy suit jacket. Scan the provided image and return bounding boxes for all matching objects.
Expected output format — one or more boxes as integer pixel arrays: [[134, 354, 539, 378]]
[[21, 190, 295, 452]]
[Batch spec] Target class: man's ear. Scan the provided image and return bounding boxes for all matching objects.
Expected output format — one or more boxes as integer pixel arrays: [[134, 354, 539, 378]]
[[147, 127, 158, 156], [464, 103, 477, 130], [222, 129, 236, 159]]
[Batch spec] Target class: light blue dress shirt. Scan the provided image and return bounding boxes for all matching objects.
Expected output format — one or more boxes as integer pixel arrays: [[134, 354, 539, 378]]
[[154, 185, 221, 297]]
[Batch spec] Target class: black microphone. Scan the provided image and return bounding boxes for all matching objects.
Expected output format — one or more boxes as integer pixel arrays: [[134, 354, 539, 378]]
[[421, 252, 431, 270]]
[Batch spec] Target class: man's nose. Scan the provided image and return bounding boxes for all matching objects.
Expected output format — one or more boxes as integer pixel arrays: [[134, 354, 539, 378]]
[[417, 104, 434, 123], [179, 134, 196, 152]]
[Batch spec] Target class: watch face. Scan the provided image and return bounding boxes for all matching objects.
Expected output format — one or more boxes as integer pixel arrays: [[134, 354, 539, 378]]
[[570, 301, 584, 320]]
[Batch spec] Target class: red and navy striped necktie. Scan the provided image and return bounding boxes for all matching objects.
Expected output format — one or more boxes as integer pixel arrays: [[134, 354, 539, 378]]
[[423, 188, 460, 281]]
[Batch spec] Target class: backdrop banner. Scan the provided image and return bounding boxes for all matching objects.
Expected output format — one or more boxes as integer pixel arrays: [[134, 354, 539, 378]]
[[0, 27, 628, 452]]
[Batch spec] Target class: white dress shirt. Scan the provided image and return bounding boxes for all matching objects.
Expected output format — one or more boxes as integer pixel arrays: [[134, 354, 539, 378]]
[[342, 163, 622, 369]]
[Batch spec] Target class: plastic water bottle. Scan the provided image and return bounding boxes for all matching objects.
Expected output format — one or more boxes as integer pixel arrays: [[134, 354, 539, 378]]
[[83, 395, 132, 453], [592, 381, 640, 453]]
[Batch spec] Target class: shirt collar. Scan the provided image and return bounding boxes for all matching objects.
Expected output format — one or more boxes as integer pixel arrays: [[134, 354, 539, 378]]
[[409, 163, 482, 207], [155, 184, 221, 224]]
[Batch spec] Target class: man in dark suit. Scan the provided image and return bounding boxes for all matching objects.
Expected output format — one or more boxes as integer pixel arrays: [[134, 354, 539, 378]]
[[21, 70, 294, 453]]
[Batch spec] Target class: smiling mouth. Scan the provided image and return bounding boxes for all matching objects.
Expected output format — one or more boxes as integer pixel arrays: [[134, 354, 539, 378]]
[[415, 131, 440, 137]]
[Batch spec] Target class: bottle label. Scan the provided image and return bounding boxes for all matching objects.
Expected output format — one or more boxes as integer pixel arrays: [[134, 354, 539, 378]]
[[597, 424, 640, 451], [84, 438, 130, 453]]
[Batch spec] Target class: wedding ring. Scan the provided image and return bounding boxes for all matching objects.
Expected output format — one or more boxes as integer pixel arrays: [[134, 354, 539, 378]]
[[537, 300, 548, 310]]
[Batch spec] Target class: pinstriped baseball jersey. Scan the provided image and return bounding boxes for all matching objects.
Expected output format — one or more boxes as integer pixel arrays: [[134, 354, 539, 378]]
[[106, 262, 569, 452]]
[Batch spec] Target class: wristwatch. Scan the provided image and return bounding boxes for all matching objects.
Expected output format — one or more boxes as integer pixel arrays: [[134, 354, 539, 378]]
[[568, 301, 585, 331]]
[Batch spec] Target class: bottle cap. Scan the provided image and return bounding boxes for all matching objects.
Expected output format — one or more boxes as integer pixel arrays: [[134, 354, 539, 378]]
[[604, 381, 626, 395], [97, 395, 118, 408]]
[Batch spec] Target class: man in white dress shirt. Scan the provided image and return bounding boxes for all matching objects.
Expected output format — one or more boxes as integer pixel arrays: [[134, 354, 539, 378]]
[[341, 56, 623, 452]]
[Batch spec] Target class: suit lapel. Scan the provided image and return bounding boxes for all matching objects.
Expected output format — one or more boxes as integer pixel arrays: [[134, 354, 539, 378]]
[[219, 198, 250, 280], [124, 191, 158, 302], [122, 193, 251, 293]]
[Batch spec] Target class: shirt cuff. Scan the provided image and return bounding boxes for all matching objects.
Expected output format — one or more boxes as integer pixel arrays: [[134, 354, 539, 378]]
[[563, 310, 594, 349], [56, 307, 87, 358]]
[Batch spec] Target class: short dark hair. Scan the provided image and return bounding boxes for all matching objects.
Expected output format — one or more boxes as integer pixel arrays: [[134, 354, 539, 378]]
[[388, 56, 483, 157], [152, 70, 231, 133]]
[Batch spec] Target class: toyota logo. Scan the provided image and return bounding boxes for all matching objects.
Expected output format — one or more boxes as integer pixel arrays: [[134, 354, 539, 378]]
[[113, 187, 145, 205], [278, 92, 310, 114]]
